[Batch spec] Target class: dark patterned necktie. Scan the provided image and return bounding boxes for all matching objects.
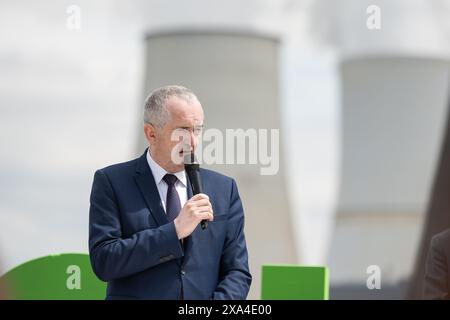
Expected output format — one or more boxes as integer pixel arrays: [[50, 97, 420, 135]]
[[163, 174, 181, 222]]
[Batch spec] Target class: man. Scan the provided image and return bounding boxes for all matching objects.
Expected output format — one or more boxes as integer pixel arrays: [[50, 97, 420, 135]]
[[88, 85, 251, 300], [424, 228, 450, 299]]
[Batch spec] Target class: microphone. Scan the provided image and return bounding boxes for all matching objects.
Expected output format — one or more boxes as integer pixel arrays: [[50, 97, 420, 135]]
[[184, 153, 207, 230]]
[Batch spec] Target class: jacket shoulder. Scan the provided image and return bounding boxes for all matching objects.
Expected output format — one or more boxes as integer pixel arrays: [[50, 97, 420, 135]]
[[96, 156, 140, 177], [200, 167, 234, 184]]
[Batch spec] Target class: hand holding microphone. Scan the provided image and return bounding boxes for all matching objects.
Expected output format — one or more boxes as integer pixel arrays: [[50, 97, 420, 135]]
[[184, 152, 209, 230], [173, 153, 213, 239], [173, 194, 213, 239]]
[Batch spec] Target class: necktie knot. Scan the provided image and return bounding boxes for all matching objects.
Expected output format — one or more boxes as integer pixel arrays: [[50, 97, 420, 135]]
[[163, 174, 178, 187]]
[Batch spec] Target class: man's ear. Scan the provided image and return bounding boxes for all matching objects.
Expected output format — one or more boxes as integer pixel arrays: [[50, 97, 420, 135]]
[[144, 123, 157, 145]]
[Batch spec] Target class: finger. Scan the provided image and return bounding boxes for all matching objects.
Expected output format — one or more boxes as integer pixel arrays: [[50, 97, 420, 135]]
[[196, 205, 213, 213], [191, 199, 211, 207], [196, 211, 214, 221], [190, 193, 209, 201]]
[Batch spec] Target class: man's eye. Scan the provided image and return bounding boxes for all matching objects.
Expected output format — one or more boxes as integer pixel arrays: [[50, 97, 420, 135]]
[[177, 128, 189, 134]]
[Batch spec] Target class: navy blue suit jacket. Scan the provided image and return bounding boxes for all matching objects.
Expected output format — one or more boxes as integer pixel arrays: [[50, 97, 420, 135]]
[[88, 150, 252, 299]]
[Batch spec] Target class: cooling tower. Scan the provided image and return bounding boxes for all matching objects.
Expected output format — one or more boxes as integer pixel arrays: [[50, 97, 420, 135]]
[[329, 57, 450, 298], [137, 30, 297, 299]]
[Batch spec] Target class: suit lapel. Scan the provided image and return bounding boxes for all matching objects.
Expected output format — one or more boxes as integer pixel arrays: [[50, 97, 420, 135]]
[[134, 150, 168, 227]]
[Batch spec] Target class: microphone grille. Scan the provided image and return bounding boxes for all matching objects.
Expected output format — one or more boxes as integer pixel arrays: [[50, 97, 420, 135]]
[[183, 152, 199, 165]]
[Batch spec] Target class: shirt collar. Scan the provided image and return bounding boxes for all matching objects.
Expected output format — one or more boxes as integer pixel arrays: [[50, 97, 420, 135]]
[[146, 149, 187, 187]]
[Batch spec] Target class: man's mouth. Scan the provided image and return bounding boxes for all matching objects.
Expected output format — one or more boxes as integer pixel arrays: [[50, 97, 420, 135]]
[[179, 149, 193, 155]]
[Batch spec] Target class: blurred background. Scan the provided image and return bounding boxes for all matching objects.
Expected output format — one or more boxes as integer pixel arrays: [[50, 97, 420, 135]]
[[0, 0, 449, 299]]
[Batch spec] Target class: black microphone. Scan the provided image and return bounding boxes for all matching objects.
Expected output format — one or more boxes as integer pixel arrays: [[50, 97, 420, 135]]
[[184, 153, 207, 230]]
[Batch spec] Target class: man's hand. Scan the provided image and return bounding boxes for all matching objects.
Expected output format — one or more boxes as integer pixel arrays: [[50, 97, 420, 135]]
[[173, 193, 214, 239]]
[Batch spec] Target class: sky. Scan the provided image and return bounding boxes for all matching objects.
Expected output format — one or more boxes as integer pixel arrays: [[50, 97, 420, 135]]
[[0, 0, 449, 280]]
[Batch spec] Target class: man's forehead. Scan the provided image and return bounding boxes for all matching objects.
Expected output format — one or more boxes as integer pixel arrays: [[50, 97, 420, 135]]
[[167, 97, 203, 119]]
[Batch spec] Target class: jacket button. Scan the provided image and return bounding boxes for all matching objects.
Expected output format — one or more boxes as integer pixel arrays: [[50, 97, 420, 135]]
[[180, 270, 186, 276]]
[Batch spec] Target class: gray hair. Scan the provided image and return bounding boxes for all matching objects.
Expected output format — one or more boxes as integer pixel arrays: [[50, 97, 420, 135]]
[[143, 85, 198, 128]]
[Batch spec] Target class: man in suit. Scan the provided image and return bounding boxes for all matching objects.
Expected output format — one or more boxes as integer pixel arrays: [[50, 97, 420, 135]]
[[424, 228, 450, 299], [89, 85, 251, 299]]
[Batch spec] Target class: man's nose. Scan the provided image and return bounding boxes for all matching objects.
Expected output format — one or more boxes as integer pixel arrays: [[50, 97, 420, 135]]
[[190, 130, 197, 150]]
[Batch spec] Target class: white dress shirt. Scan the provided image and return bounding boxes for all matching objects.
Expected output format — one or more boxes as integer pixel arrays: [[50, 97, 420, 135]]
[[146, 149, 187, 214]]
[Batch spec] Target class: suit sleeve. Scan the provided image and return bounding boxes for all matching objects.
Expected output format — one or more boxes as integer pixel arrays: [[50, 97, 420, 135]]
[[423, 234, 449, 299], [88, 169, 183, 282], [212, 178, 252, 300]]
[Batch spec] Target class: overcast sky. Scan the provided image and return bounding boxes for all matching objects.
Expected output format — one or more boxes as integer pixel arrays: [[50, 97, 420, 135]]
[[0, 0, 449, 274]]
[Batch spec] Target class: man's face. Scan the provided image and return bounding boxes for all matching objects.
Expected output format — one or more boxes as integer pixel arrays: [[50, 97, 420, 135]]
[[145, 96, 204, 173]]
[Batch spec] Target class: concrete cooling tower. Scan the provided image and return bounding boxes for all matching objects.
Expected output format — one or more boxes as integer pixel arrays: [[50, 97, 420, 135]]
[[329, 57, 450, 298], [137, 30, 297, 299]]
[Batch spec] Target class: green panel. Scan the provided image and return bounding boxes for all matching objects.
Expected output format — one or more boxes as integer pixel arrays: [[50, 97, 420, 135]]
[[261, 264, 329, 300], [0, 253, 106, 300]]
